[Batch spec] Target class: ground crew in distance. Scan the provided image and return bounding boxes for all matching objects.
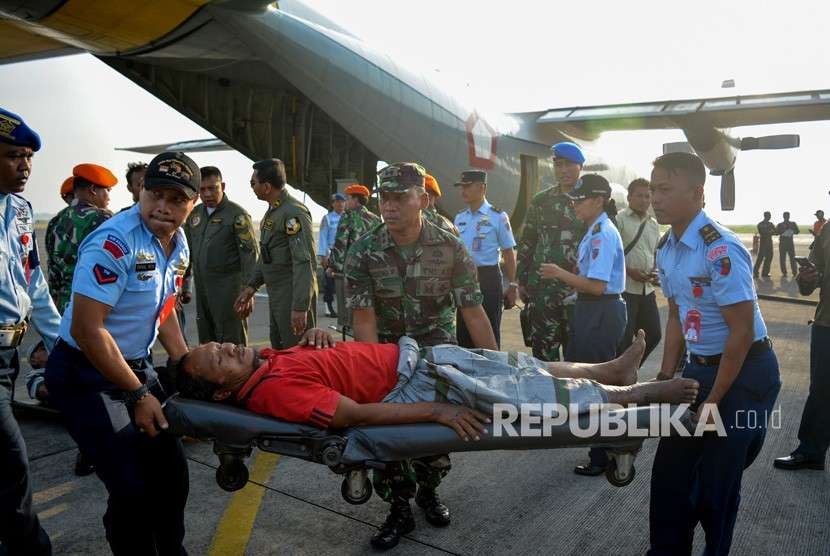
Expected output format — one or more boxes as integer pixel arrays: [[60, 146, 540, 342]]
[[318, 192, 346, 317], [234, 158, 317, 348], [182, 165, 258, 345], [648, 152, 780, 556], [539, 174, 626, 477], [46, 163, 117, 312], [0, 106, 61, 556], [423, 173, 459, 236], [777, 211, 799, 276], [516, 141, 587, 361], [345, 162, 497, 550], [44, 151, 198, 555], [753, 211, 775, 278], [453, 170, 517, 348], [327, 183, 382, 275]]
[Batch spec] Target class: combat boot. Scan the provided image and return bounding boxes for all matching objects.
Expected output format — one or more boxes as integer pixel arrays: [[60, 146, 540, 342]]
[[370, 500, 415, 549], [415, 487, 451, 527], [326, 301, 337, 318]]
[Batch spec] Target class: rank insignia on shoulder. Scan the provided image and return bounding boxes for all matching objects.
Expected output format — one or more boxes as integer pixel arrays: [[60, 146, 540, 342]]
[[285, 217, 302, 235], [262, 219, 274, 231], [699, 224, 722, 245], [190, 215, 201, 227], [592, 223, 601, 234], [93, 263, 118, 285]]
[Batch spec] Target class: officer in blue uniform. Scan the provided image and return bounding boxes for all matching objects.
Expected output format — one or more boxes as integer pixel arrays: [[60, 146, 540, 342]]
[[648, 152, 780, 555], [45, 152, 199, 555], [539, 174, 627, 475], [454, 170, 518, 348], [0, 107, 59, 555]]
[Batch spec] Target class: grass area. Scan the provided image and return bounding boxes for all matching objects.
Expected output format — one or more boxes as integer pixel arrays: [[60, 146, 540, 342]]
[[726, 224, 759, 234]]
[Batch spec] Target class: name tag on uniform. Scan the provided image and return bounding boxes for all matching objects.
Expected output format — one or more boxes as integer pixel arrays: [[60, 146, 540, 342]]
[[210, 217, 223, 224], [684, 309, 701, 343], [472, 237, 482, 251], [135, 262, 156, 272]]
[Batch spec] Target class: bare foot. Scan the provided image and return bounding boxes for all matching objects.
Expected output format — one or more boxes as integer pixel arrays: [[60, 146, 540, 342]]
[[592, 330, 645, 386], [634, 377, 699, 405]]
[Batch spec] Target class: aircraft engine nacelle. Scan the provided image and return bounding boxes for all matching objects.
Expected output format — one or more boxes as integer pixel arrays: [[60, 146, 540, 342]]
[[681, 127, 736, 176]]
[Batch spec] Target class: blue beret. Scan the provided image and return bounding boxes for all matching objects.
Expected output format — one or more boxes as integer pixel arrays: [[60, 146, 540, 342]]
[[0, 107, 41, 152], [332, 192, 346, 201], [551, 141, 584, 165]]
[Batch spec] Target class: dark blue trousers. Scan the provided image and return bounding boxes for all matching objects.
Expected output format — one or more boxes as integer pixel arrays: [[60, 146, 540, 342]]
[[457, 265, 504, 349], [567, 296, 627, 468], [1, 350, 52, 556], [794, 324, 830, 460], [649, 348, 781, 556], [45, 341, 189, 556]]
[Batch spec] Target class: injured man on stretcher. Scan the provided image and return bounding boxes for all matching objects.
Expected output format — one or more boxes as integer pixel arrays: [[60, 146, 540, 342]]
[[173, 328, 698, 440]]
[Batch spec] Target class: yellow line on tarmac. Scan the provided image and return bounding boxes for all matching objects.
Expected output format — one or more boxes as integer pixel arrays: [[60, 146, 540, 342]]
[[208, 452, 280, 556]]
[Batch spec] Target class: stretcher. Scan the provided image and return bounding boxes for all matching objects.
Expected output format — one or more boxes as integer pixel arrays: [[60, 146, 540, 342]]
[[163, 396, 693, 503]]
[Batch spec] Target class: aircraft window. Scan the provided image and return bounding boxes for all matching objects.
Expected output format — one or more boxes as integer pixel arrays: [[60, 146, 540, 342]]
[[702, 99, 737, 109], [665, 101, 702, 112], [740, 94, 814, 105], [820, 92, 830, 100], [570, 104, 663, 118]]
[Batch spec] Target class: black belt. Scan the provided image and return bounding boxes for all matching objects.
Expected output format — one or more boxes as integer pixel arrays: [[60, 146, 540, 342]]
[[576, 293, 622, 301], [689, 337, 773, 367], [56, 338, 148, 371]]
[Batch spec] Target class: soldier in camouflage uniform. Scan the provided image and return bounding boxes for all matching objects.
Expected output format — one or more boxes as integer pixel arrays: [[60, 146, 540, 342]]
[[46, 164, 117, 312], [235, 158, 317, 349], [345, 162, 496, 550], [327, 184, 381, 274], [182, 166, 258, 345], [423, 173, 459, 236], [516, 142, 587, 361]]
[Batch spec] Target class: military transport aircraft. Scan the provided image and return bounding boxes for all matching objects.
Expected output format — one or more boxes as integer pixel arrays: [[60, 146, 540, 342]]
[[1, 0, 826, 227]]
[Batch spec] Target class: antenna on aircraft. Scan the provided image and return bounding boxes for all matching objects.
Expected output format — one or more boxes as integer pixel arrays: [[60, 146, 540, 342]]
[[721, 79, 736, 89]]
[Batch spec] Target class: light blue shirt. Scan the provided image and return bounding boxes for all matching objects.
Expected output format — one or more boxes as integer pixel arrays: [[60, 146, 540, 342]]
[[576, 211, 625, 295], [318, 210, 342, 257], [453, 200, 516, 267], [657, 209, 767, 356], [59, 205, 189, 360], [0, 193, 60, 353]]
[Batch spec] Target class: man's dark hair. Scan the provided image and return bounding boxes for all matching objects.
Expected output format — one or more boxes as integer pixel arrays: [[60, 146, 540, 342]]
[[627, 178, 650, 194], [252, 158, 286, 188], [125, 162, 147, 185], [73, 176, 94, 191], [651, 152, 706, 187], [200, 166, 222, 181], [172, 353, 221, 401], [351, 194, 368, 206]]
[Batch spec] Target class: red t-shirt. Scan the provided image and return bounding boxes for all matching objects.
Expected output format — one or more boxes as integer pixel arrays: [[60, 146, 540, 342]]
[[236, 342, 400, 428]]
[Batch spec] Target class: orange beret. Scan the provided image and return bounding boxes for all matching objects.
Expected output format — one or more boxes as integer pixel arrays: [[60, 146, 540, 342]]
[[344, 184, 370, 197], [73, 163, 117, 188], [60, 176, 74, 196], [424, 174, 441, 197]]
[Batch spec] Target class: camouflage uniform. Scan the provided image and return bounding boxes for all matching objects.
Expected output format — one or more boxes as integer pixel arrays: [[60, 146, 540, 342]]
[[345, 164, 483, 506], [424, 206, 459, 236], [248, 189, 317, 349], [46, 200, 113, 312], [328, 205, 382, 274], [516, 185, 586, 361]]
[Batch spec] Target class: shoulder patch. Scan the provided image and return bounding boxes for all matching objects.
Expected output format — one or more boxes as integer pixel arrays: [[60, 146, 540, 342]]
[[592, 223, 602, 234], [657, 231, 670, 249], [103, 234, 130, 259], [93, 263, 118, 284], [234, 214, 249, 228], [713, 256, 731, 276], [285, 217, 302, 235], [699, 224, 722, 245]]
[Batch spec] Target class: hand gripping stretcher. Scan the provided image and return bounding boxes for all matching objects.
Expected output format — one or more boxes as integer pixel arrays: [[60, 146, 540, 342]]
[[163, 396, 692, 504]]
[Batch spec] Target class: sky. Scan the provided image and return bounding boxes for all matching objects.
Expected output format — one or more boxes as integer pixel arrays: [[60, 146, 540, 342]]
[[2, 0, 830, 224]]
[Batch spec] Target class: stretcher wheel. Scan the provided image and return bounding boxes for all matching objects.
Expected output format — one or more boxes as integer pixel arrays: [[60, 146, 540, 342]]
[[216, 460, 249, 492], [341, 474, 373, 505], [605, 459, 636, 487]]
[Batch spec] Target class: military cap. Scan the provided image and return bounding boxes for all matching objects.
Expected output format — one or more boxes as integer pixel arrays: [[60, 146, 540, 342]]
[[73, 163, 118, 188], [60, 176, 75, 196], [144, 151, 200, 199], [454, 170, 487, 186], [332, 192, 347, 201], [567, 174, 611, 201], [815, 210, 824, 217], [377, 162, 426, 192], [344, 184, 371, 197], [424, 174, 442, 197], [551, 141, 585, 165], [0, 107, 41, 151]]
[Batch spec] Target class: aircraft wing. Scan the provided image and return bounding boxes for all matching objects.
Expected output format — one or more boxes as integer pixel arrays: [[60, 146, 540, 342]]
[[519, 89, 830, 142], [116, 138, 232, 155], [0, 19, 80, 64]]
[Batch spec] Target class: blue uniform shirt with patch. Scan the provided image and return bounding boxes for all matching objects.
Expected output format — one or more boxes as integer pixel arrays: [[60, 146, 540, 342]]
[[657, 209, 766, 356], [454, 200, 516, 266], [59, 205, 189, 360], [576, 211, 625, 294], [0, 193, 60, 352]]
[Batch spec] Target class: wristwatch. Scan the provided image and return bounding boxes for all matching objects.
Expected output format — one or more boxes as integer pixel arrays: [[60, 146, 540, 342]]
[[124, 383, 150, 408]]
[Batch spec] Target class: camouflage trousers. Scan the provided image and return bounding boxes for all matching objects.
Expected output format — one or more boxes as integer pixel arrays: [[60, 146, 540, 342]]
[[527, 297, 575, 362], [372, 455, 452, 503]]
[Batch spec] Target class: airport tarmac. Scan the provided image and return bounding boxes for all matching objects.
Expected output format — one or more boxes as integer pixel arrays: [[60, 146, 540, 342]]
[[11, 287, 829, 555]]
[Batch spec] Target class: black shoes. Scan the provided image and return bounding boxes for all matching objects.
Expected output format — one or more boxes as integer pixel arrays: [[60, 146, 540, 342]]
[[774, 453, 825, 471], [573, 463, 605, 476], [325, 302, 338, 318], [415, 488, 451, 527], [370, 502, 415, 550], [74, 452, 95, 477]]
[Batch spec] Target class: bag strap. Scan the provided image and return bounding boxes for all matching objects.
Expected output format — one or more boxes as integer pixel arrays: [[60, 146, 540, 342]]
[[624, 219, 649, 255]]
